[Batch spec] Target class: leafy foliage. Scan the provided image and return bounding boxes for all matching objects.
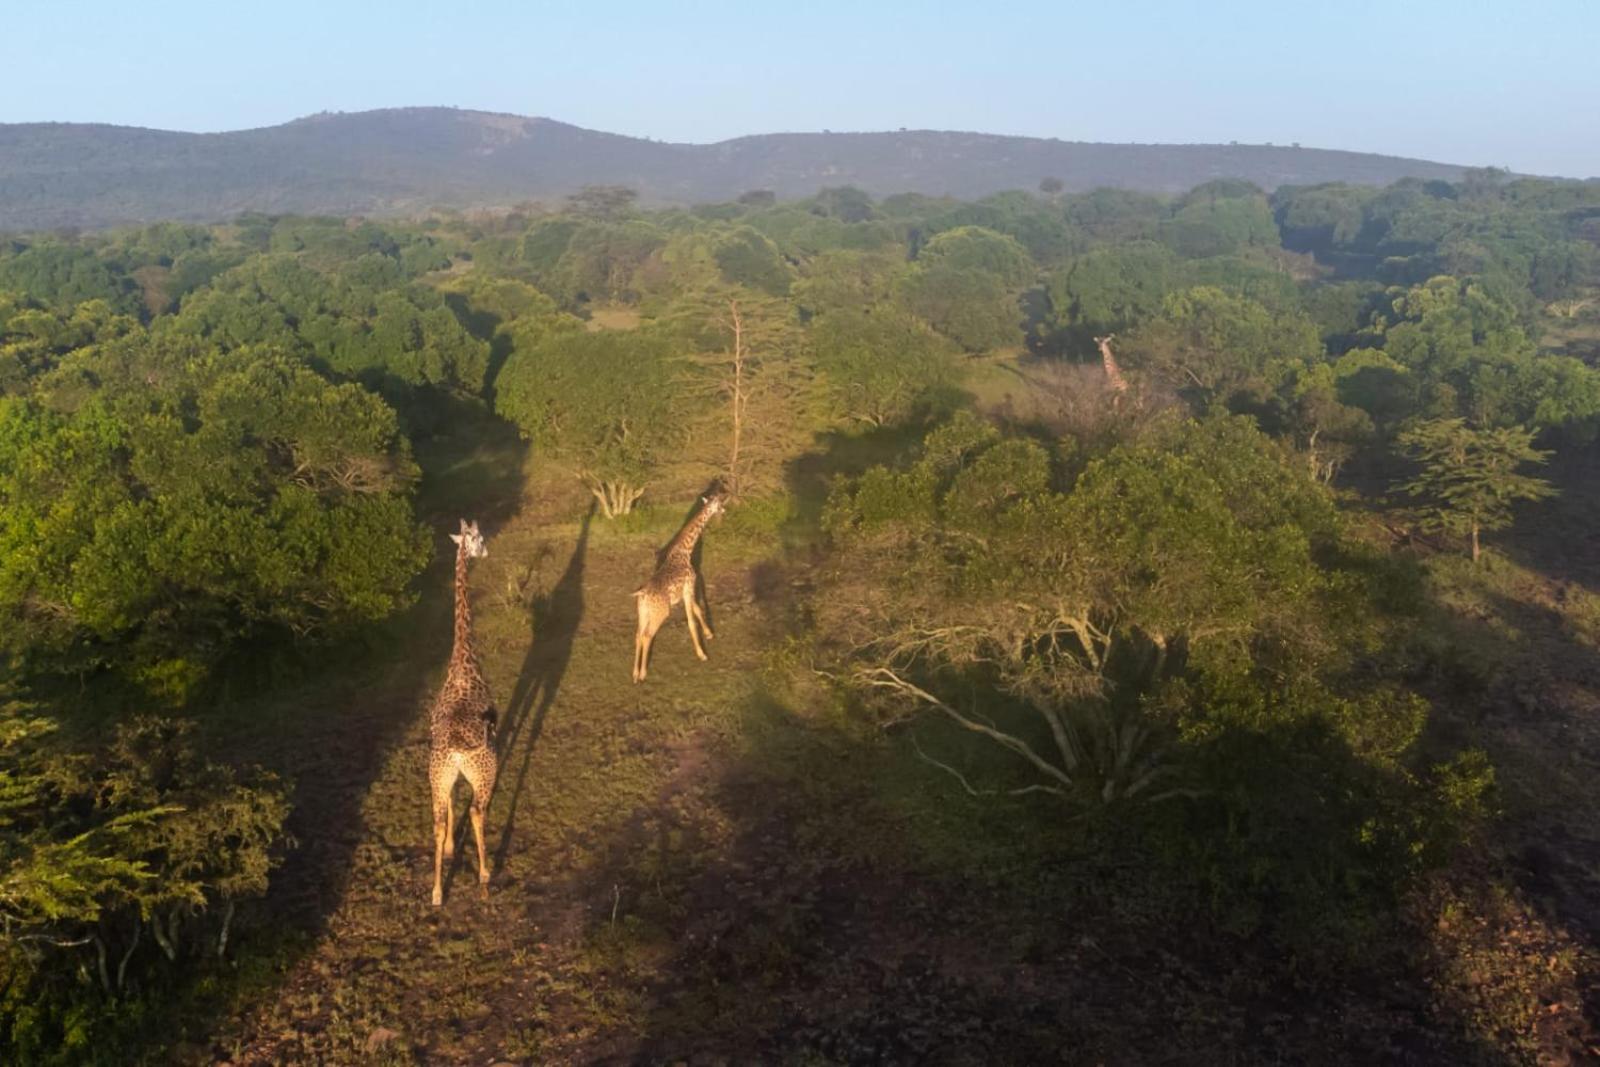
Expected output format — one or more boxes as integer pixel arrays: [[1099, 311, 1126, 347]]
[[0, 340, 429, 693], [1, 702, 290, 1063], [1396, 418, 1556, 560], [0, 169, 1594, 1059], [823, 415, 1487, 958], [495, 327, 690, 516], [809, 308, 961, 427]]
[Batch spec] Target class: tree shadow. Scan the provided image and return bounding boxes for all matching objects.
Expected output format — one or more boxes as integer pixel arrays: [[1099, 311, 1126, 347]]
[[544, 686, 1508, 1064], [1501, 443, 1600, 595], [491, 505, 592, 871], [781, 420, 937, 542]]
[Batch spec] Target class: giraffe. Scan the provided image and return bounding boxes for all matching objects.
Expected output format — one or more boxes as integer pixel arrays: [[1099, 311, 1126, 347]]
[[429, 518, 499, 907], [1095, 334, 1130, 397], [631, 485, 728, 683]]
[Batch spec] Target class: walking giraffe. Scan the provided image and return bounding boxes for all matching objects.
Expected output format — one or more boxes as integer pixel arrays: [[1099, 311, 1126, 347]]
[[429, 519, 498, 906], [631, 485, 728, 683], [1095, 334, 1130, 397]]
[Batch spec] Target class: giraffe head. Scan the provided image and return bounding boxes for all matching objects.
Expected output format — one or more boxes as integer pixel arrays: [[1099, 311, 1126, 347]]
[[701, 482, 730, 518], [449, 518, 488, 559]]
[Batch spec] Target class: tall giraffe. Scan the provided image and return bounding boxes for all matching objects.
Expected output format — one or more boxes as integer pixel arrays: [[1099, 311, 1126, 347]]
[[429, 518, 499, 906], [1095, 334, 1130, 397], [631, 485, 728, 683]]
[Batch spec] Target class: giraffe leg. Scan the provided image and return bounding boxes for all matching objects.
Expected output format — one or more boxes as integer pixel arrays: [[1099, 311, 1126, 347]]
[[683, 580, 708, 661], [470, 803, 491, 897], [633, 596, 650, 683], [431, 789, 448, 907], [638, 621, 660, 681], [464, 755, 497, 898], [636, 599, 666, 682], [692, 579, 714, 641], [443, 786, 455, 859]]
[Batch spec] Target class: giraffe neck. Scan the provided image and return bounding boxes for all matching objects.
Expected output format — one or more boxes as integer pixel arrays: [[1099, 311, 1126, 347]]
[[449, 543, 479, 676], [665, 503, 715, 565], [1098, 340, 1128, 393]]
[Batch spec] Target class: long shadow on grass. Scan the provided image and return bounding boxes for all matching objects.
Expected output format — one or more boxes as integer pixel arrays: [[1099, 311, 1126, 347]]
[[1501, 444, 1600, 596], [491, 505, 592, 871], [549, 688, 1500, 1064]]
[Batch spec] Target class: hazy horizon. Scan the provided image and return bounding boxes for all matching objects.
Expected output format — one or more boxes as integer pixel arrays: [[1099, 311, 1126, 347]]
[[6, 0, 1597, 178], [0, 103, 1566, 175]]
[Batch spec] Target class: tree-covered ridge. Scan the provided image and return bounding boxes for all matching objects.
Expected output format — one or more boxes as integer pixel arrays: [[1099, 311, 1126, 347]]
[[0, 107, 1490, 231], [0, 169, 1597, 1060]]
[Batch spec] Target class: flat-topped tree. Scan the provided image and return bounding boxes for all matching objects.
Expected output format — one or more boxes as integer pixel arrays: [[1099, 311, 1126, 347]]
[[1396, 418, 1556, 562]]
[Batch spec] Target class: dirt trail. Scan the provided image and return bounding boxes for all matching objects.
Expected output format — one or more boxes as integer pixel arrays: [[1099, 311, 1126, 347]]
[[221, 505, 780, 1063]]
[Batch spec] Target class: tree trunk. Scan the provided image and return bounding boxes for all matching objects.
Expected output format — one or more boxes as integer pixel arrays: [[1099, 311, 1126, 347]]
[[589, 480, 645, 519], [1470, 520, 1481, 563], [728, 300, 745, 498]]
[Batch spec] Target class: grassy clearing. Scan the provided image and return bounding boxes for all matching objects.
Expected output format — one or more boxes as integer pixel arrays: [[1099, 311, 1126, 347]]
[[583, 305, 643, 332]]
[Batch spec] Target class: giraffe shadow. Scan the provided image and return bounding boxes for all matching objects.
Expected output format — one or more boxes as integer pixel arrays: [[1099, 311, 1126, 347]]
[[483, 505, 592, 876]]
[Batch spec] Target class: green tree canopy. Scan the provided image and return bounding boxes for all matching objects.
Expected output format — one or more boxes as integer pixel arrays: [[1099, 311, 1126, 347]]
[[1044, 242, 1182, 340], [1123, 286, 1324, 407], [898, 265, 1022, 352], [808, 308, 961, 427], [0, 338, 429, 694], [915, 225, 1035, 288], [494, 327, 690, 516], [1395, 417, 1556, 561]]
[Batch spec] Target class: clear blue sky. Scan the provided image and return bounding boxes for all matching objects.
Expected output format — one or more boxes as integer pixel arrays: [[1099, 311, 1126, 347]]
[[8, 0, 1598, 176]]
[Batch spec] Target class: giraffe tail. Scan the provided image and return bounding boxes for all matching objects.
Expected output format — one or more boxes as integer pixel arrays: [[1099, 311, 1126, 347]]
[[483, 706, 498, 746]]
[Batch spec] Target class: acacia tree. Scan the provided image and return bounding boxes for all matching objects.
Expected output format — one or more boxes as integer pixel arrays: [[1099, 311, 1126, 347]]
[[899, 234, 1028, 353], [565, 185, 639, 221], [1122, 286, 1323, 409], [1395, 418, 1555, 561], [1, 703, 289, 1058]]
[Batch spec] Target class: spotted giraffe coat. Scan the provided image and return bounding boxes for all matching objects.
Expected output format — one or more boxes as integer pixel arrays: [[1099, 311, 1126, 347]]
[[429, 522, 498, 904], [631, 489, 726, 682]]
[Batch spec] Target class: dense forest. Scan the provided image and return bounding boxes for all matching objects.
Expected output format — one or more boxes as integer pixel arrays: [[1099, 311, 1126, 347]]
[[2, 169, 1599, 1063]]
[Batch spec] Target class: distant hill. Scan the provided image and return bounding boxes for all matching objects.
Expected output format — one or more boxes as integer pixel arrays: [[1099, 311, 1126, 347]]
[[0, 107, 1487, 231]]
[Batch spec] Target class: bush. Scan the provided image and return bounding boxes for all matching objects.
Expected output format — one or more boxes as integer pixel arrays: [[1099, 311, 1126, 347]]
[[0, 703, 291, 1063]]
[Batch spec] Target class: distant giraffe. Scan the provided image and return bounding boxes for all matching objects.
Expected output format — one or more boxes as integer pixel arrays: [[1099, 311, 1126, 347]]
[[1095, 334, 1129, 397], [631, 485, 728, 683], [429, 519, 499, 907]]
